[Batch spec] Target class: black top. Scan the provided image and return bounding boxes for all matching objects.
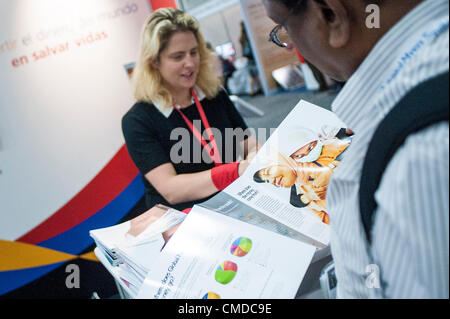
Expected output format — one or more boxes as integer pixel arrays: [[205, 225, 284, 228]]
[[122, 89, 249, 211]]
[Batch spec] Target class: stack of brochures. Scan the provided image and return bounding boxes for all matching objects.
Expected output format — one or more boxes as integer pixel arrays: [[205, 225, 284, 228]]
[[89, 204, 187, 295], [90, 224, 126, 267]]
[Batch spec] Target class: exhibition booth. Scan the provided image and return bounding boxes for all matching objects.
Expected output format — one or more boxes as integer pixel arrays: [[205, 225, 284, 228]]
[[0, 0, 323, 299]]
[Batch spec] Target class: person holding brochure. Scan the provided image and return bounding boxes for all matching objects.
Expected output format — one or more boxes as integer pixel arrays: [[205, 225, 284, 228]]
[[262, 0, 448, 298], [93, 101, 341, 299], [122, 8, 259, 212]]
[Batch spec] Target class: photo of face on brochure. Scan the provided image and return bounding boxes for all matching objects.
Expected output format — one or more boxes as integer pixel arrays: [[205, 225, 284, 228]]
[[124, 204, 183, 250], [242, 102, 354, 225]]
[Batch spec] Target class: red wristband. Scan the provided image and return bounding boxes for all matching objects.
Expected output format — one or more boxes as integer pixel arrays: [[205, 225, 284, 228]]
[[182, 208, 192, 214], [211, 162, 240, 191]]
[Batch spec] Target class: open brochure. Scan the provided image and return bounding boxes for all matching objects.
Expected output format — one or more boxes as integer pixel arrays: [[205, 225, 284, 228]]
[[91, 99, 352, 298], [137, 205, 316, 299], [204, 100, 352, 249], [134, 100, 352, 299]]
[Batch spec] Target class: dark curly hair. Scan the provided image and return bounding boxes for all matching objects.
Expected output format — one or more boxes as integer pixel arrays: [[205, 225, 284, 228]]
[[274, 0, 308, 14]]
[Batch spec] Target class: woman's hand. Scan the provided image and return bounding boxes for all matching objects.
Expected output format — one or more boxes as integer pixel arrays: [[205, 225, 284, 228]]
[[237, 136, 259, 176], [240, 136, 260, 160], [238, 159, 250, 176], [245, 149, 258, 162]]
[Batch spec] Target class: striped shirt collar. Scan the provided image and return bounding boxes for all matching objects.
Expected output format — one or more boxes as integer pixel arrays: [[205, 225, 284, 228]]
[[156, 86, 207, 118], [332, 0, 449, 133]]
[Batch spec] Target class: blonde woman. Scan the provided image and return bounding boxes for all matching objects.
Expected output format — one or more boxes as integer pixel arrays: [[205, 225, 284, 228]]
[[122, 8, 258, 212]]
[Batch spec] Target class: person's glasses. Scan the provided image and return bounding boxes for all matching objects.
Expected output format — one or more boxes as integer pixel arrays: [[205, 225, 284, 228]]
[[269, 24, 292, 48], [268, 3, 301, 48]]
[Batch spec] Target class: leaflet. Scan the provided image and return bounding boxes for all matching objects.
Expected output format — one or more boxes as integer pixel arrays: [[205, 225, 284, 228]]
[[90, 204, 186, 253], [137, 205, 316, 299], [221, 100, 352, 247]]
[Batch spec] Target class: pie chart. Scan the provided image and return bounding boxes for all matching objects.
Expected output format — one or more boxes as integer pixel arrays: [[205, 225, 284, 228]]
[[202, 292, 221, 299], [215, 261, 237, 285], [230, 237, 252, 257]]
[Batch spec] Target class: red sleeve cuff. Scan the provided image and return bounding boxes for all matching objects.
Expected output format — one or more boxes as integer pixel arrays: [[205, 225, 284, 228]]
[[211, 161, 240, 191]]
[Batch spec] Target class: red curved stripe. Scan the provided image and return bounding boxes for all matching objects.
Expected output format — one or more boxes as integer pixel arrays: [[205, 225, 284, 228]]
[[17, 145, 139, 244], [149, 0, 177, 10]]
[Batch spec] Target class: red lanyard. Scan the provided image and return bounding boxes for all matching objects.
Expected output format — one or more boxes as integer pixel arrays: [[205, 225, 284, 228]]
[[174, 89, 222, 166]]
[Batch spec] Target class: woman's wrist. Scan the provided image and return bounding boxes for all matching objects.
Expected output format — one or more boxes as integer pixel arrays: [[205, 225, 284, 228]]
[[211, 162, 240, 191], [238, 159, 250, 176]]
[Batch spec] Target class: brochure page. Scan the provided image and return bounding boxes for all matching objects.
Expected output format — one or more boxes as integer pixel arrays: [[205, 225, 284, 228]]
[[224, 100, 353, 247], [199, 191, 323, 249], [90, 204, 186, 252], [137, 205, 316, 299]]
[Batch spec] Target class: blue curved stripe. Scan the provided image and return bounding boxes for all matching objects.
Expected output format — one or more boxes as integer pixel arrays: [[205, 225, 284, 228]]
[[0, 175, 144, 296], [37, 174, 145, 255], [0, 262, 66, 295]]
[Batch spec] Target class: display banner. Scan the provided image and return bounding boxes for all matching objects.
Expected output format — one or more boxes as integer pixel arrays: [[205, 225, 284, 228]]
[[240, 0, 299, 95], [149, 0, 177, 9], [0, 0, 153, 295]]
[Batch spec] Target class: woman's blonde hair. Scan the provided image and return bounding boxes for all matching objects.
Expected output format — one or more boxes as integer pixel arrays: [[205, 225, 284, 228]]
[[131, 8, 222, 110]]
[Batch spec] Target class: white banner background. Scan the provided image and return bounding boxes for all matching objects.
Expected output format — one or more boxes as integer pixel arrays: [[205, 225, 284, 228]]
[[0, 0, 151, 240]]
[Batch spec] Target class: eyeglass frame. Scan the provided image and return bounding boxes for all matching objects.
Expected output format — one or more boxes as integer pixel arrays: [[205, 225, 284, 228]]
[[268, 1, 303, 48]]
